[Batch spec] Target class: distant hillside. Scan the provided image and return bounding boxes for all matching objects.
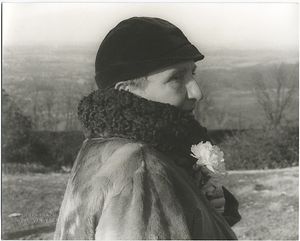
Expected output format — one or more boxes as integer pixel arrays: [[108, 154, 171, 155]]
[[2, 46, 299, 130], [199, 48, 298, 70]]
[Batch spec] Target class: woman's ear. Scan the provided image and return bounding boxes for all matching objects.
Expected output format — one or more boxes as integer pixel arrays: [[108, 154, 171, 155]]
[[114, 81, 130, 91]]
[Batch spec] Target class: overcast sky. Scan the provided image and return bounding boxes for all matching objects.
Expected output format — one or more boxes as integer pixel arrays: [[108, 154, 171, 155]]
[[3, 2, 299, 51]]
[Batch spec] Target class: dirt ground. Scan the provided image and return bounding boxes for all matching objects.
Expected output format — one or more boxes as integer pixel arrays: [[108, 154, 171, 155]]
[[1, 167, 298, 240]]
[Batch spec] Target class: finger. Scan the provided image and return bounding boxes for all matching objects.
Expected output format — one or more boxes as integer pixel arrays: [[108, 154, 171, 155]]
[[203, 184, 216, 194], [209, 197, 226, 209], [200, 166, 211, 175], [193, 164, 201, 171], [206, 193, 224, 201], [206, 186, 224, 198], [202, 180, 217, 190], [215, 207, 225, 214]]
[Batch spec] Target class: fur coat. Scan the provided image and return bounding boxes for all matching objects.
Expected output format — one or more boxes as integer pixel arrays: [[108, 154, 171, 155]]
[[54, 89, 240, 240], [54, 137, 238, 240]]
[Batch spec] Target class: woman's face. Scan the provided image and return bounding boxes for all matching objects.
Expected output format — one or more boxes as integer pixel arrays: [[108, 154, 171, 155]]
[[132, 61, 203, 111]]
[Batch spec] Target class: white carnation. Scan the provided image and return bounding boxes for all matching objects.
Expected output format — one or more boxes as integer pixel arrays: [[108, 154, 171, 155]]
[[191, 141, 226, 174]]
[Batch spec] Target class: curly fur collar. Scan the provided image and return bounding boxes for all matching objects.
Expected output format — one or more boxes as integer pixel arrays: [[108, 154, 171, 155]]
[[78, 88, 210, 169]]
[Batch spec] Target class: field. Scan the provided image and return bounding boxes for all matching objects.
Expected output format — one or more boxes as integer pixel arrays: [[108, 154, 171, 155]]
[[2, 167, 298, 240]]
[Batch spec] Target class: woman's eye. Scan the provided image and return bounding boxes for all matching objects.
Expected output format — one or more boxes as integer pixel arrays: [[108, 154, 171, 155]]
[[172, 74, 183, 81], [169, 77, 180, 84], [166, 74, 185, 87], [168, 78, 182, 88]]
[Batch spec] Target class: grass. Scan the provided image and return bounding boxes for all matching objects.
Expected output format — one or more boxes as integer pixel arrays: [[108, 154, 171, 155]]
[[1, 167, 298, 240], [223, 167, 299, 240], [2, 163, 55, 174], [1, 173, 68, 239]]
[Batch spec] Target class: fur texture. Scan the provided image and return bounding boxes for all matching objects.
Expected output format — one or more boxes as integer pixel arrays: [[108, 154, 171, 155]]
[[54, 138, 238, 240], [77, 88, 210, 169]]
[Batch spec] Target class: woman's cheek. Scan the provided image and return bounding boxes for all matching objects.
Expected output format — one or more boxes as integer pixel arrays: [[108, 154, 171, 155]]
[[171, 91, 187, 107]]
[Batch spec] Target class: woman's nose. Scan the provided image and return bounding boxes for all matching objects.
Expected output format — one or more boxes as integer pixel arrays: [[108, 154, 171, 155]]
[[185, 79, 203, 101]]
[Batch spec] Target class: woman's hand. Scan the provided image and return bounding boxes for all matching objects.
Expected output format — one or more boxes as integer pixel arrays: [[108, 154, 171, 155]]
[[193, 165, 225, 213], [202, 182, 225, 214]]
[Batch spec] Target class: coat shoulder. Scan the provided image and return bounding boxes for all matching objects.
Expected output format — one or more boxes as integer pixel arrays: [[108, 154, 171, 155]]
[[88, 138, 171, 183], [72, 137, 171, 193]]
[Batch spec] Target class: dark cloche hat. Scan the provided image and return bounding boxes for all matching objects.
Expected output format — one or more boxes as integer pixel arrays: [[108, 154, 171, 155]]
[[95, 17, 204, 89]]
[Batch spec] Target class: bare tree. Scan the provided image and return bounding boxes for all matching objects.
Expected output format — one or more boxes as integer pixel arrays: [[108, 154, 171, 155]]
[[252, 63, 298, 129]]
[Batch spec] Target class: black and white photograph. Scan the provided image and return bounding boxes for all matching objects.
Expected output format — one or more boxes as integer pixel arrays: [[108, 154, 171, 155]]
[[1, 2, 299, 240]]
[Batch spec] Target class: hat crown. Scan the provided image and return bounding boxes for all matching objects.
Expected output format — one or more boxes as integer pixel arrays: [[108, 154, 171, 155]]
[[95, 17, 203, 89], [96, 17, 188, 67]]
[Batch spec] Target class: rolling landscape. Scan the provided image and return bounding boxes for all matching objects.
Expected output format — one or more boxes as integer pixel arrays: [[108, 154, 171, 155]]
[[3, 45, 299, 130]]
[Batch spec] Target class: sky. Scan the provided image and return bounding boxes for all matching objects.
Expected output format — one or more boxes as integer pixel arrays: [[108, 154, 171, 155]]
[[2, 2, 299, 51]]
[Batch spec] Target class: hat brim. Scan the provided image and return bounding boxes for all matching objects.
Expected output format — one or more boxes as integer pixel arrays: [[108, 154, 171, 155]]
[[162, 43, 204, 62], [143, 43, 204, 75]]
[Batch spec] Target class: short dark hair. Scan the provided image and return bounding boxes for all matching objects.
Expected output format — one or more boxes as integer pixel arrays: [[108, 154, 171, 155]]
[[126, 77, 149, 90]]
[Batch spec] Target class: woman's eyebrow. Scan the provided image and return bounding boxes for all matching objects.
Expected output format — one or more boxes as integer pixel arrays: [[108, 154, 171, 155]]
[[170, 68, 186, 76]]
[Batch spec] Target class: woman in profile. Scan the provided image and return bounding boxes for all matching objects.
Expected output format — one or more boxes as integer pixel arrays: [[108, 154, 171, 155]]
[[54, 17, 241, 240]]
